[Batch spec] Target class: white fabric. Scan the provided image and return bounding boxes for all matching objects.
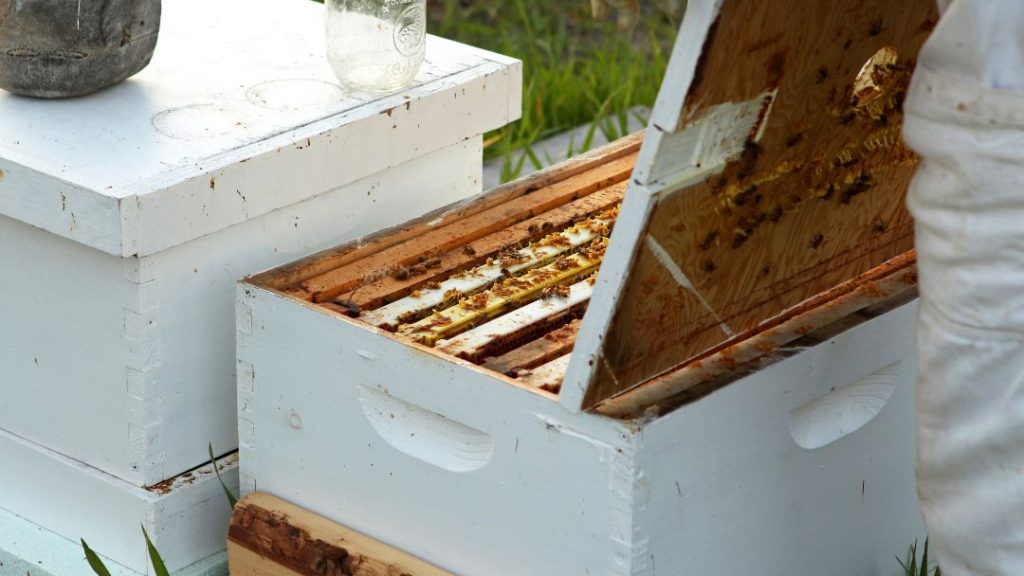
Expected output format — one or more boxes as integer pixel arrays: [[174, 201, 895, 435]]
[[903, 1, 1024, 574]]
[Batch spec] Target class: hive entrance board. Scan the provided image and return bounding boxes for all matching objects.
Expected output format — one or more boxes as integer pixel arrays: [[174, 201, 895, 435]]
[[250, 0, 935, 415]]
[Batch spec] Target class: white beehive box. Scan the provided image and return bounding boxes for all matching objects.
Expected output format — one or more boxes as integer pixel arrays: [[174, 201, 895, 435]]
[[237, 1, 935, 574], [0, 0, 520, 571]]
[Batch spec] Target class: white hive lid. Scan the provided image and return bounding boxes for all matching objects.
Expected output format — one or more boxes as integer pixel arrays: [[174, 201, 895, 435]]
[[0, 0, 520, 257]]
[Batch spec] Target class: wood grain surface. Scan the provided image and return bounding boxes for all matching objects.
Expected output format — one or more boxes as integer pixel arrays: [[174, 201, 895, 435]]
[[228, 492, 451, 576], [582, 0, 937, 408]]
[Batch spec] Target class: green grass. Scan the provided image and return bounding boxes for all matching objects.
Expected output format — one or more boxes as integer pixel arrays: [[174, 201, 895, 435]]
[[81, 445, 237, 575], [899, 540, 943, 576], [313, 1, 680, 181], [429, 0, 679, 180]]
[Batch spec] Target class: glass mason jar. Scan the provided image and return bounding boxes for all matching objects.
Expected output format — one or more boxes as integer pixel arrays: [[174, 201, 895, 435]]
[[326, 0, 427, 93]]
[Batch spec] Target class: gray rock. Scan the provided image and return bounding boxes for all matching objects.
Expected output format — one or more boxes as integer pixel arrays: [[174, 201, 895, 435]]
[[0, 0, 160, 98]]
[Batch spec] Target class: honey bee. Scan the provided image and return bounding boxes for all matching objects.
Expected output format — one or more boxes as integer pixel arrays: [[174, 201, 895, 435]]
[[542, 285, 571, 299]]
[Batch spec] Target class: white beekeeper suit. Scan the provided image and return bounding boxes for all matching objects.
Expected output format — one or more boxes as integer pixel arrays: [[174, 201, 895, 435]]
[[903, 0, 1024, 573]]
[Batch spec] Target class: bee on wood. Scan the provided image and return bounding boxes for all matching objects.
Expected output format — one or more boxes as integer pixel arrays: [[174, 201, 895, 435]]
[[362, 267, 391, 284], [542, 285, 571, 299], [336, 301, 361, 318]]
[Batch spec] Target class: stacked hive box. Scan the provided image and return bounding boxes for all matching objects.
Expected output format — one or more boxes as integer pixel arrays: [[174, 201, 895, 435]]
[[237, 0, 936, 574], [0, 0, 520, 572]]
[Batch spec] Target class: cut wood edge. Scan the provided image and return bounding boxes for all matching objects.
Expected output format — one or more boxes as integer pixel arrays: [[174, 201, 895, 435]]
[[436, 278, 593, 362], [519, 353, 573, 393], [298, 155, 635, 303], [334, 186, 624, 311], [594, 251, 918, 419], [248, 131, 643, 291], [482, 319, 582, 376], [228, 491, 452, 576]]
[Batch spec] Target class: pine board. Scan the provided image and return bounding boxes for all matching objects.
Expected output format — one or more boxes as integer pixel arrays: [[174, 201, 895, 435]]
[[228, 492, 450, 576], [578, 0, 937, 408]]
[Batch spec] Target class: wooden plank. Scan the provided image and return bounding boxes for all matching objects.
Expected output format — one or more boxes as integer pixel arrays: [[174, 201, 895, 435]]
[[398, 240, 607, 346], [359, 211, 615, 330], [595, 253, 918, 418], [482, 319, 582, 376], [228, 492, 451, 576], [296, 153, 635, 303], [331, 186, 625, 310], [251, 133, 641, 292], [519, 354, 572, 393], [436, 278, 593, 362], [577, 0, 936, 409]]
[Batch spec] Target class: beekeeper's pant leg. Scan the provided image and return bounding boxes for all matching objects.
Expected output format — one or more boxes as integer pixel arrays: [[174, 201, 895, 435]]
[[904, 1, 1024, 574]]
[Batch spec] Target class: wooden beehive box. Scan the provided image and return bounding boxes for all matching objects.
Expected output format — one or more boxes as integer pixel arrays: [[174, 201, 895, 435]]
[[0, 0, 520, 571], [237, 1, 935, 574]]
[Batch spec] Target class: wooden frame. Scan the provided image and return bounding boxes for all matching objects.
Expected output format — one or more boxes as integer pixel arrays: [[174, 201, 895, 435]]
[[229, 493, 450, 576], [252, 134, 642, 397], [562, 0, 936, 411]]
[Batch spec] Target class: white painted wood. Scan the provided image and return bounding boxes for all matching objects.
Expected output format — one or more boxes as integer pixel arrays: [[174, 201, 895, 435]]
[[634, 303, 923, 576], [0, 427, 238, 574], [237, 3, 924, 569], [560, 182, 655, 411], [236, 286, 639, 576], [562, 0, 781, 412], [436, 279, 593, 359], [239, 274, 923, 574], [518, 353, 572, 390], [0, 0, 521, 257], [0, 504, 140, 576], [362, 215, 612, 330], [0, 4, 521, 566], [0, 139, 484, 488]]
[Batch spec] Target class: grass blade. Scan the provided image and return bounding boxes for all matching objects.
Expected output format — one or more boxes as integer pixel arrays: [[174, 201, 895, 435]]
[[142, 526, 170, 576], [81, 539, 112, 576], [208, 442, 238, 509]]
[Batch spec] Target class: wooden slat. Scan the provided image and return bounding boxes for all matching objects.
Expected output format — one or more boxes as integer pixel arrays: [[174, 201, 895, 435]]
[[228, 492, 451, 576], [360, 212, 615, 330], [296, 154, 637, 303], [482, 319, 582, 376], [519, 354, 572, 393], [249, 131, 643, 291], [436, 277, 593, 362], [332, 186, 625, 310], [578, 0, 936, 409], [398, 239, 607, 346], [595, 253, 918, 418]]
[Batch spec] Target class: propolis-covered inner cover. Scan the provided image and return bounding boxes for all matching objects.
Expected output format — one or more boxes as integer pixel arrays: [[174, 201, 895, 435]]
[[563, 0, 937, 412]]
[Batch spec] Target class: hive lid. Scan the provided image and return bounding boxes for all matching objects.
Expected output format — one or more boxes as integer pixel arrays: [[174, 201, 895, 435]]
[[0, 0, 519, 258], [561, 0, 937, 413]]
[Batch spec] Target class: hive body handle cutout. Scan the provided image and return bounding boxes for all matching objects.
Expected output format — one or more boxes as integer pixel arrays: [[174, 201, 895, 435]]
[[789, 362, 901, 450], [358, 386, 495, 472]]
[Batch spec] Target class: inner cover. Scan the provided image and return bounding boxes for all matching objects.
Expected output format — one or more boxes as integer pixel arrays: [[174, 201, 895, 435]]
[[563, 0, 938, 411]]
